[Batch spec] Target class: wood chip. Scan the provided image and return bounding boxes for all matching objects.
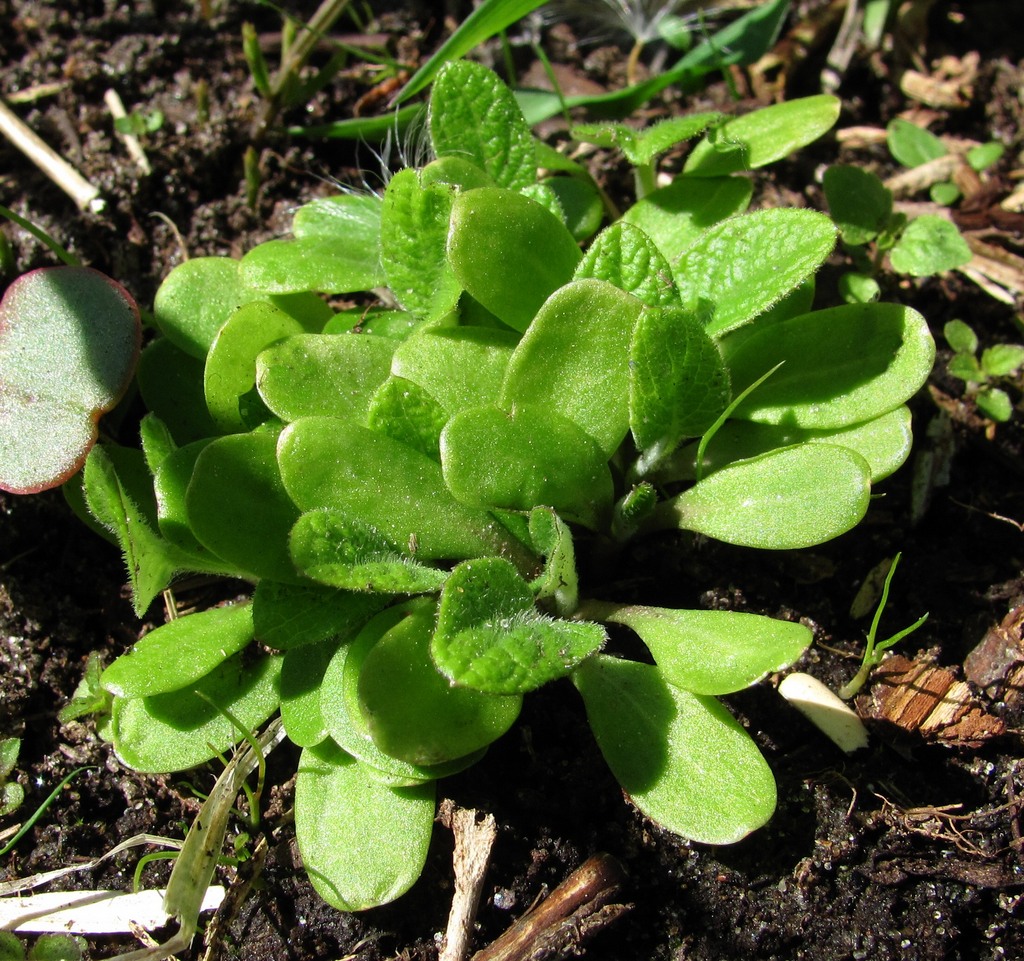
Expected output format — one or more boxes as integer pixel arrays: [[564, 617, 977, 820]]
[[965, 605, 1024, 704], [866, 654, 1006, 747]]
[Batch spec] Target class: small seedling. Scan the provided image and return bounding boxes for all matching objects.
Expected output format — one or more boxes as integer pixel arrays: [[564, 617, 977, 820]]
[[944, 319, 1024, 423], [0, 933, 86, 961], [5, 60, 935, 912], [0, 738, 25, 819], [838, 553, 929, 699]]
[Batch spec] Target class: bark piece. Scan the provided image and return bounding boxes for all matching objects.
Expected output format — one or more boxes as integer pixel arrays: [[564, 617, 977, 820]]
[[964, 605, 1024, 703]]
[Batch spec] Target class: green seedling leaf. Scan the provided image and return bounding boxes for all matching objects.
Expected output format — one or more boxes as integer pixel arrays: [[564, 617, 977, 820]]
[[111, 652, 281, 772], [501, 279, 643, 455], [433, 557, 604, 694], [982, 344, 1024, 377], [944, 319, 978, 355], [420, 156, 494, 191], [886, 118, 946, 168], [588, 604, 810, 695], [967, 141, 1004, 172], [0, 267, 140, 493], [930, 182, 961, 206], [0, 933, 23, 961], [0, 737, 19, 780], [256, 333, 395, 423], [295, 740, 435, 910], [281, 639, 335, 747], [253, 580, 389, 650], [290, 509, 449, 594], [574, 655, 776, 844], [572, 113, 723, 167], [154, 256, 330, 359], [366, 376, 449, 459], [447, 186, 582, 332], [83, 445, 185, 615], [380, 169, 461, 321], [574, 222, 679, 308], [684, 96, 841, 177], [977, 389, 1013, 422], [240, 193, 385, 294], [839, 272, 881, 304], [673, 406, 914, 485], [823, 165, 894, 246], [440, 404, 614, 530], [630, 303, 730, 471], [947, 352, 984, 384], [528, 507, 579, 617], [428, 62, 535, 190], [185, 430, 302, 582], [139, 412, 177, 475], [665, 444, 872, 549], [137, 337, 220, 444], [279, 417, 523, 562], [544, 177, 604, 242], [621, 175, 752, 262], [102, 603, 254, 698], [204, 302, 305, 432], [888, 215, 971, 276], [27, 935, 85, 961], [356, 597, 522, 765], [675, 209, 837, 338], [391, 326, 518, 414], [722, 303, 935, 429]]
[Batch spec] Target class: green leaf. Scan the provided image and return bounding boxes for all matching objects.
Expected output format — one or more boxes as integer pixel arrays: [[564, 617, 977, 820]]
[[380, 169, 461, 320], [281, 639, 335, 747], [675, 209, 837, 337], [823, 165, 893, 246], [501, 279, 644, 455], [574, 222, 679, 307], [981, 344, 1024, 377], [544, 176, 604, 242], [290, 509, 449, 594], [240, 194, 385, 294], [111, 652, 281, 772], [684, 96, 840, 177], [391, 326, 518, 413], [574, 656, 776, 844], [0, 782, 25, 819], [278, 417, 521, 561], [0, 737, 19, 780], [154, 257, 330, 359], [433, 557, 604, 693], [621, 175, 752, 262], [185, 430, 302, 582], [528, 507, 579, 617], [667, 444, 872, 549], [447, 186, 582, 332], [0, 932, 25, 961], [947, 352, 984, 384], [722, 303, 935, 429], [365, 376, 449, 459], [204, 302, 304, 433], [591, 605, 810, 695], [839, 272, 881, 304], [886, 118, 947, 168], [440, 404, 614, 530], [967, 141, 1004, 172], [0, 267, 140, 494], [977, 388, 1013, 422], [102, 603, 254, 698], [429, 60, 535, 191], [630, 304, 730, 468], [252, 580, 389, 650], [572, 113, 722, 166], [888, 215, 972, 276], [943, 319, 978, 355], [420, 156, 494, 191], [256, 333, 395, 423], [295, 740, 436, 910], [27, 935, 85, 961], [930, 182, 961, 206], [139, 412, 177, 475], [355, 598, 522, 765], [137, 337, 220, 444]]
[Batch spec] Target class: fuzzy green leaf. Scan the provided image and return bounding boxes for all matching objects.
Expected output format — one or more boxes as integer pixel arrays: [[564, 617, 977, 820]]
[[295, 740, 435, 910], [365, 376, 449, 459], [888, 215, 971, 276], [252, 580, 389, 650], [574, 222, 679, 307], [433, 557, 603, 693], [572, 113, 722, 166], [528, 507, 579, 617], [574, 656, 776, 844], [429, 60, 535, 190]]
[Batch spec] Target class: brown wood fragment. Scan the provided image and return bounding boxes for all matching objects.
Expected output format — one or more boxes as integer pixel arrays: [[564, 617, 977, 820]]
[[472, 854, 629, 961], [866, 654, 1005, 747], [867, 857, 1024, 888], [438, 801, 498, 961], [965, 605, 1024, 704]]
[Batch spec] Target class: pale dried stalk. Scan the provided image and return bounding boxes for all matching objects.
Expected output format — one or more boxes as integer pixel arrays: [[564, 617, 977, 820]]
[[439, 800, 498, 961]]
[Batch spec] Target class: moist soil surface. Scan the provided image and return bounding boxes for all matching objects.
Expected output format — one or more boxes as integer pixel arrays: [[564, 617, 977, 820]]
[[2, 2, 1024, 959]]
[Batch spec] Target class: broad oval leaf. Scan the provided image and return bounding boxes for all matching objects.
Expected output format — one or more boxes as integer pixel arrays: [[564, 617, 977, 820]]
[[447, 187, 582, 332], [674, 209, 837, 338], [669, 443, 872, 549], [888, 215, 971, 276], [823, 165, 893, 246], [501, 279, 644, 456], [721, 303, 935, 429], [440, 404, 614, 530], [684, 95, 841, 177], [281, 639, 335, 747], [593, 604, 810, 695], [574, 656, 777, 844], [574, 222, 679, 307], [429, 60, 535, 190], [296, 741, 435, 910], [102, 603, 254, 698], [137, 337, 219, 444], [366, 376, 449, 459], [433, 557, 605, 694], [0, 267, 140, 493]]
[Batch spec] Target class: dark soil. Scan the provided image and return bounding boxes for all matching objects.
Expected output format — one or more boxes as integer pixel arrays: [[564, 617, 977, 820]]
[[2, 2, 1024, 959]]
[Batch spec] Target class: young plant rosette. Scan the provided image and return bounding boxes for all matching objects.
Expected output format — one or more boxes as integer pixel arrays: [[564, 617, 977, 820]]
[[21, 62, 934, 910]]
